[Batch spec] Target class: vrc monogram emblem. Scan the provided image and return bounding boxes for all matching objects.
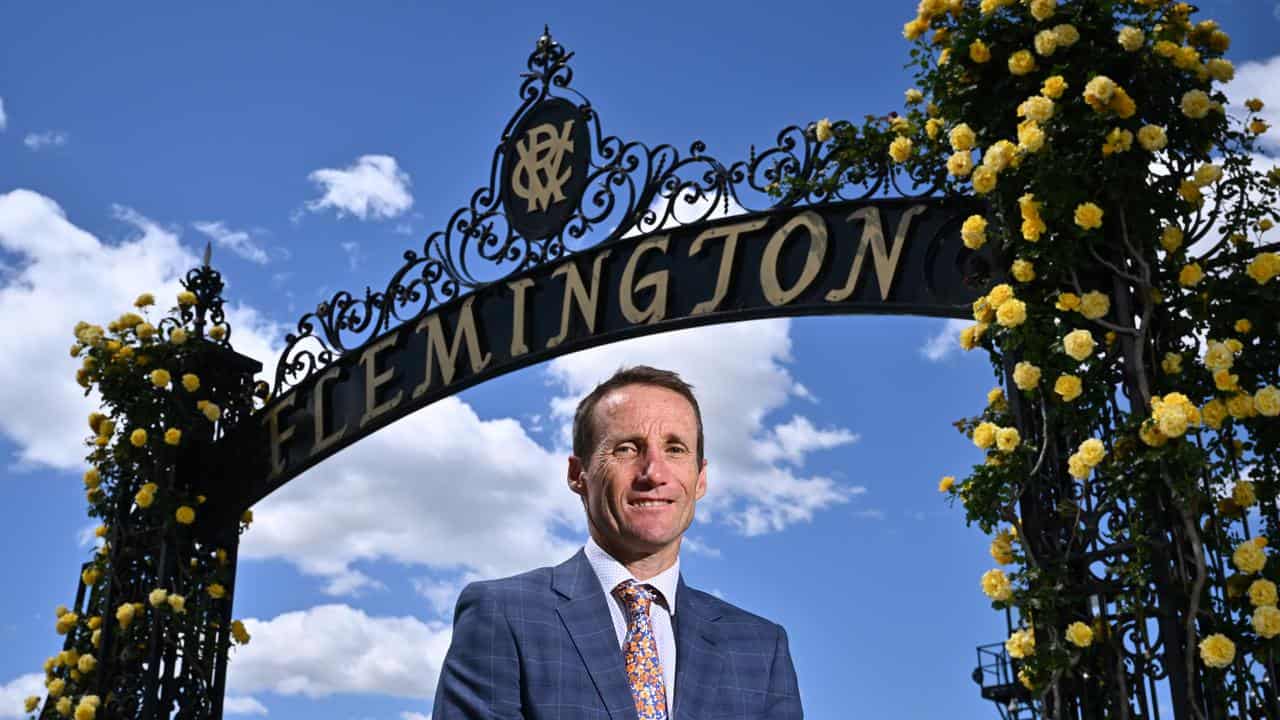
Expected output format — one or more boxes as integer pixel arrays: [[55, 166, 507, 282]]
[[511, 120, 576, 213]]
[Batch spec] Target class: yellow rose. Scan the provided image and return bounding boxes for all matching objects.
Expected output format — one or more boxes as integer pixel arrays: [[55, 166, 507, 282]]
[[1249, 578, 1278, 607], [1011, 259, 1035, 282], [986, 283, 1014, 308], [1067, 452, 1091, 478], [1054, 374, 1082, 402], [208, 583, 226, 599], [1246, 253, 1280, 285], [135, 487, 155, 509], [1074, 202, 1103, 230], [75, 700, 97, 720], [1029, 0, 1054, 20], [1055, 292, 1080, 311], [1256, 386, 1280, 417], [973, 422, 998, 449], [1008, 50, 1035, 75], [177, 290, 197, 306], [164, 428, 182, 446], [1204, 341, 1234, 371], [167, 593, 187, 613], [1078, 291, 1110, 320], [1065, 621, 1094, 647], [84, 467, 101, 488], [171, 328, 188, 345], [1013, 362, 1041, 390], [1179, 179, 1203, 206], [1193, 163, 1223, 187], [1235, 318, 1252, 334], [961, 214, 987, 249], [1160, 352, 1183, 375], [1207, 58, 1234, 82], [814, 117, 833, 142], [149, 369, 171, 388], [77, 654, 97, 673], [995, 427, 1020, 453], [1227, 392, 1254, 417], [1040, 75, 1067, 99], [1234, 540, 1267, 574], [981, 568, 1013, 601], [56, 697, 72, 716], [181, 373, 200, 392], [1202, 399, 1227, 429], [968, 40, 991, 63], [1006, 627, 1036, 659], [1052, 23, 1079, 46], [1018, 194, 1046, 241], [130, 429, 148, 447], [231, 619, 252, 645], [1246, 98, 1265, 112], [1017, 96, 1054, 123], [1233, 480, 1257, 509], [1083, 76, 1116, 109], [1117, 26, 1143, 51], [982, 140, 1016, 172], [149, 588, 168, 606], [1159, 228, 1181, 256], [947, 150, 974, 177], [1137, 124, 1167, 152], [1017, 120, 1045, 152], [1199, 633, 1236, 668], [24, 697, 39, 713], [1181, 89, 1211, 119], [888, 136, 913, 163], [938, 475, 955, 493], [1101, 127, 1133, 156], [996, 298, 1027, 327], [1253, 606, 1280, 639], [903, 17, 927, 40], [200, 401, 223, 422], [116, 602, 136, 629], [175, 506, 196, 525], [1033, 29, 1057, 56], [1179, 263, 1204, 286], [209, 325, 227, 340], [949, 123, 976, 152], [990, 530, 1015, 564], [55, 611, 78, 635], [1063, 329, 1096, 361], [1078, 438, 1106, 467]]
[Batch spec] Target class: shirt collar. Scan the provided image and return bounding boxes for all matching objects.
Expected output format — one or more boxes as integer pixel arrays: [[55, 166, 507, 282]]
[[584, 535, 679, 614]]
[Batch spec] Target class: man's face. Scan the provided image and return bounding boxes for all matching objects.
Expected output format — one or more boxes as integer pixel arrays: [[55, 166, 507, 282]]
[[569, 384, 707, 561]]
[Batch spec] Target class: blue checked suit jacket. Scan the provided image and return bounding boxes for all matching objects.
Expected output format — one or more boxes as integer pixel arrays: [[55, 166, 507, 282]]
[[432, 548, 803, 719]]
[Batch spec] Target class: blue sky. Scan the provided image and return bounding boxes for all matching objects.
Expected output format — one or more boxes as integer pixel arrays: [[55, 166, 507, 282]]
[[1, 2, 1278, 718]]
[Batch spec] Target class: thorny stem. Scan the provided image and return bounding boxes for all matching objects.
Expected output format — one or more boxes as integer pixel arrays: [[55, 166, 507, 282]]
[[1166, 468, 1210, 720]]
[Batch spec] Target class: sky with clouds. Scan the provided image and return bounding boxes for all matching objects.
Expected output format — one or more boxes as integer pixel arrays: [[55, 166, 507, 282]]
[[1, 2, 1277, 718]]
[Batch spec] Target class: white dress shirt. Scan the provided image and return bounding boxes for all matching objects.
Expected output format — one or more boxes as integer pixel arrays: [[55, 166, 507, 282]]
[[584, 535, 679, 716]]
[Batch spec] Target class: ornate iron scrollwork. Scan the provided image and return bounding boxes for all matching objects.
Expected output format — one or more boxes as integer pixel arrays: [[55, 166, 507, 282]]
[[272, 27, 948, 395]]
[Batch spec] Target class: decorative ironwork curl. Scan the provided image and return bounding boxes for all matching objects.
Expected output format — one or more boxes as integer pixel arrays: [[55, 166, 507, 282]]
[[271, 29, 951, 395]]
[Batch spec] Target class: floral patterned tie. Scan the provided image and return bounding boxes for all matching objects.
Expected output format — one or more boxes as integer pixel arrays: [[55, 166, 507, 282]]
[[613, 579, 668, 720]]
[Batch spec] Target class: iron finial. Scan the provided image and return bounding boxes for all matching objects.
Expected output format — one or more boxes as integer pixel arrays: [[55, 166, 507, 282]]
[[202, 242, 212, 269]]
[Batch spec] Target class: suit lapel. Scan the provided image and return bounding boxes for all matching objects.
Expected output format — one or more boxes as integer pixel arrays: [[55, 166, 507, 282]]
[[554, 549, 639, 720], [672, 574, 723, 720]]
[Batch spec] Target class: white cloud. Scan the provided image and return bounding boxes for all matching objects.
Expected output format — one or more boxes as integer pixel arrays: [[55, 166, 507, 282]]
[[400, 713, 431, 720], [755, 415, 859, 466], [0, 190, 282, 471], [23, 131, 67, 150], [224, 696, 269, 716], [226, 604, 451, 700], [920, 318, 969, 362], [242, 395, 579, 596], [340, 241, 360, 270], [1226, 53, 1280, 154], [305, 155, 413, 220], [0, 98, 7, 132], [0, 673, 44, 718], [192, 221, 270, 265]]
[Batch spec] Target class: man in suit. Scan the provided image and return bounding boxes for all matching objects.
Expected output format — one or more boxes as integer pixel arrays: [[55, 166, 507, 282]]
[[431, 365, 803, 719]]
